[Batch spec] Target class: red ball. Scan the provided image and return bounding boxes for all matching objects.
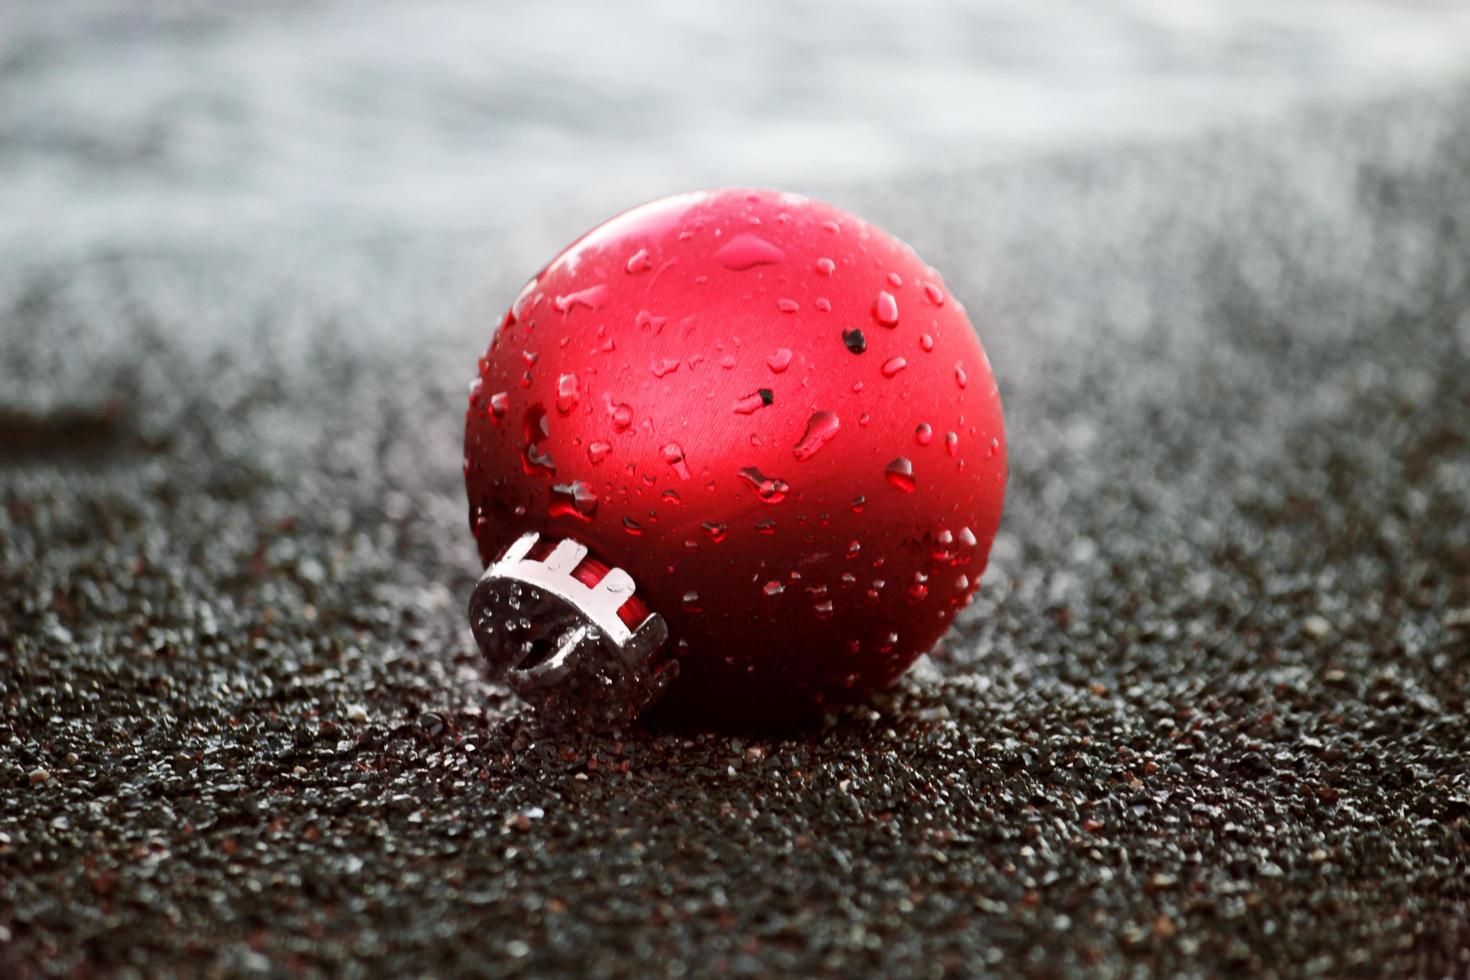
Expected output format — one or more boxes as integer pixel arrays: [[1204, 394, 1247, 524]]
[[464, 189, 1006, 727]]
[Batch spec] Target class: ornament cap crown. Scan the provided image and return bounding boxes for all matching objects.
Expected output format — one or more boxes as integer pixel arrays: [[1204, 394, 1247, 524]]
[[469, 532, 674, 727]]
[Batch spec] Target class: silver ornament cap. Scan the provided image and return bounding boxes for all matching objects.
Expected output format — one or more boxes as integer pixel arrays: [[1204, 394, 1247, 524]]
[[468, 532, 674, 727]]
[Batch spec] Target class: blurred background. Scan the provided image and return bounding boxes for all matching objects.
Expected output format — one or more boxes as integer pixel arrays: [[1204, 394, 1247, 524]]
[[7, 0, 1470, 259], [4, 2, 1470, 976]]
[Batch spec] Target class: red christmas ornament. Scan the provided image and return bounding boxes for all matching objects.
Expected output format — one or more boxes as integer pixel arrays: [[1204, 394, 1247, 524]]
[[464, 189, 1006, 728]]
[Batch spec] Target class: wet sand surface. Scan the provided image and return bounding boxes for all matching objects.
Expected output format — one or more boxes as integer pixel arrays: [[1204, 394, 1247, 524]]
[[3, 47, 1470, 980]]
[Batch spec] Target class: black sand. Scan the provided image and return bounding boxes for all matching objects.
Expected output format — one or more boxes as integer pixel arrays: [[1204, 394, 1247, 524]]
[[3, 86, 1469, 976]]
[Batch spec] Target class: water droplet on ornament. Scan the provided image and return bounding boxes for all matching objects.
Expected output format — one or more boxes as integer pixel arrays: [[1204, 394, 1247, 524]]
[[662, 442, 691, 480], [881, 356, 907, 378], [763, 580, 784, 596], [922, 281, 945, 305], [945, 432, 958, 457], [556, 373, 579, 413], [651, 358, 680, 378], [768, 348, 794, 373], [815, 257, 835, 276], [702, 521, 727, 542], [682, 591, 702, 612], [792, 410, 840, 462], [846, 540, 861, 559], [988, 437, 1000, 458], [873, 290, 899, 327], [851, 494, 865, 513], [612, 403, 633, 431], [915, 423, 933, 445], [908, 573, 929, 602], [887, 272, 903, 287], [625, 248, 653, 274], [954, 364, 968, 388], [714, 233, 785, 270], [549, 481, 597, 519], [815, 297, 832, 312], [522, 407, 556, 474], [587, 441, 611, 464], [489, 392, 509, 421], [733, 388, 774, 415], [635, 310, 666, 333], [553, 283, 608, 313], [756, 518, 777, 534], [814, 599, 834, 619], [778, 298, 800, 313], [920, 333, 935, 352], [885, 457, 916, 492], [622, 517, 645, 536]]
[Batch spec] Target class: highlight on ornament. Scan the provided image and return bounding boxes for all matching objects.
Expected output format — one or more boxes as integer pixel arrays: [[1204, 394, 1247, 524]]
[[463, 189, 1007, 728]]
